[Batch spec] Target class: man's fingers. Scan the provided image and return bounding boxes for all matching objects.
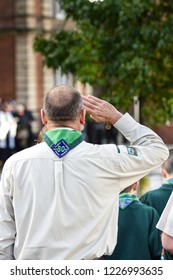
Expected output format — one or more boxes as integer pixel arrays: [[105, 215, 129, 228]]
[[82, 95, 102, 108], [82, 100, 95, 110], [87, 95, 103, 104], [82, 96, 105, 116], [82, 95, 111, 123], [82, 95, 122, 124]]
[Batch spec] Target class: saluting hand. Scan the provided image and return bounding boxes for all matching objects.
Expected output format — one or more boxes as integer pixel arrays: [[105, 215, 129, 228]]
[[82, 95, 122, 125]]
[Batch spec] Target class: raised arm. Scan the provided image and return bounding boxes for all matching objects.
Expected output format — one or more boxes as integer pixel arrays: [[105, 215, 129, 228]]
[[82, 95, 169, 190]]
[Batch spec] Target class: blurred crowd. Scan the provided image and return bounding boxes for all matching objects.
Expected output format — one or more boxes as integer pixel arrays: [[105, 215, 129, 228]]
[[0, 98, 38, 167]]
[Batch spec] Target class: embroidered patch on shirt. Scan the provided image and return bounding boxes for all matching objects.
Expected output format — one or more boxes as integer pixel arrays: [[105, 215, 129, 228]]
[[52, 139, 70, 158], [127, 147, 138, 156]]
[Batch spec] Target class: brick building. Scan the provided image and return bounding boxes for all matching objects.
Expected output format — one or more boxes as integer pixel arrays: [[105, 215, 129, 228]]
[[0, 0, 74, 120]]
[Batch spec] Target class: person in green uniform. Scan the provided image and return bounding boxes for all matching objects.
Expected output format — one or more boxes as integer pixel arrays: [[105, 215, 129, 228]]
[[140, 149, 173, 217], [107, 182, 162, 260], [140, 149, 173, 260]]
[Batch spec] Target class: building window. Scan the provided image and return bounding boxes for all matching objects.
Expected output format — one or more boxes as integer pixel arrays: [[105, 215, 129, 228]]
[[50, 0, 66, 20]]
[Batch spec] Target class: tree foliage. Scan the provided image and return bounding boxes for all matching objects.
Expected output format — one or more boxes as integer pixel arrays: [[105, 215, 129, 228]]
[[34, 0, 173, 125]]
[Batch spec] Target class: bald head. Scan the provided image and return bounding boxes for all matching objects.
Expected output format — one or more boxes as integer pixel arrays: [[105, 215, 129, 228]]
[[43, 84, 83, 123]]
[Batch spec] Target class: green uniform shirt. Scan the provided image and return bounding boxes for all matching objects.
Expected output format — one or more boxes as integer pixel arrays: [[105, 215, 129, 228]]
[[107, 194, 162, 260], [140, 179, 173, 260], [140, 180, 173, 217]]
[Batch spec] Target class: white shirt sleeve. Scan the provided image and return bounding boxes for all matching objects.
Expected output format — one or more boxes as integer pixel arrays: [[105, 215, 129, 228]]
[[113, 113, 169, 190]]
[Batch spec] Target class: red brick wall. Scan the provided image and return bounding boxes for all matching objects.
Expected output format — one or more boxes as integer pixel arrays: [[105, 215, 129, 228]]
[[0, 35, 15, 101], [0, 0, 15, 29], [0, 1, 15, 101]]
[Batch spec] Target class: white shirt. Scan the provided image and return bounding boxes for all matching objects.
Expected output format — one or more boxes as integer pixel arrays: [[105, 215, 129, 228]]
[[156, 192, 173, 237], [0, 113, 169, 260]]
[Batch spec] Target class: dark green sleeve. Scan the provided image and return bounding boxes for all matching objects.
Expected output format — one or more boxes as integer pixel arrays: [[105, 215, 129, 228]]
[[149, 208, 162, 260], [140, 192, 150, 205]]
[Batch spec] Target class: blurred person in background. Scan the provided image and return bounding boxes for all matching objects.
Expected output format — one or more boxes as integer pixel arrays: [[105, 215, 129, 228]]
[[14, 104, 35, 151], [140, 149, 173, 217], [0, 101, 17, 165]]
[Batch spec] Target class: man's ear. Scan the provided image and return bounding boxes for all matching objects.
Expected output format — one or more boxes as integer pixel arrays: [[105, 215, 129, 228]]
[[133, 182, 138, 191], [41, 109, 47, 125], [161, 167, 167, 179], [80, 108, 86, 125]]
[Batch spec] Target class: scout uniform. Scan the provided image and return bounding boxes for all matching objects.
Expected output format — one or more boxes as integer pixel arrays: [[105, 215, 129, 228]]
[[140, 178, 173, 216], [107, 193, 162, 260], [0, 113, 168, 260]]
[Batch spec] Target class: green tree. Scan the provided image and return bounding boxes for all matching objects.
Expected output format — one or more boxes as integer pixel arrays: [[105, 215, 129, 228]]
[[34, 0, 173, 125]]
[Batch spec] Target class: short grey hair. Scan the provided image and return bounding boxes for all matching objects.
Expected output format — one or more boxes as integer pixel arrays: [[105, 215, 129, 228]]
[[43, 84, 83, 123]]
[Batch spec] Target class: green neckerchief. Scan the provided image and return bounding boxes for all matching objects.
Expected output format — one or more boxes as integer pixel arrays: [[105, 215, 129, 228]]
[[119, 193, 141, 210], [164, 178, 173, 185], [43, 129, 84, 158]]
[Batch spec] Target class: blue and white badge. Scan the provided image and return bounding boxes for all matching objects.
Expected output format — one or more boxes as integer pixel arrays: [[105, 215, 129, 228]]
[[52, 139, 70, 158], [127, 146, 138, 156]]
